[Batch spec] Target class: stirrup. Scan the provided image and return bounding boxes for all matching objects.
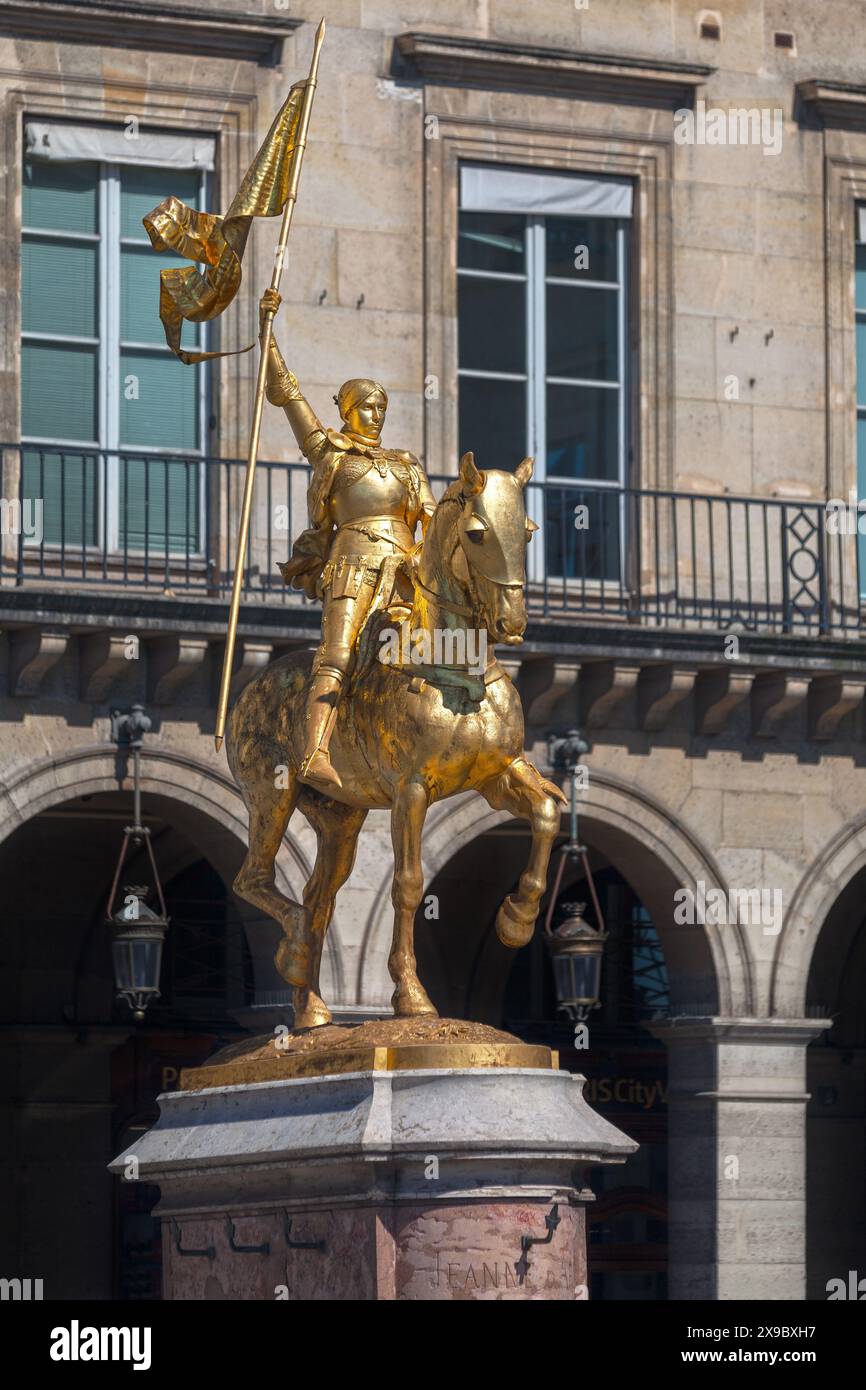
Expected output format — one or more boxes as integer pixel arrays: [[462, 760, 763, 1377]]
[[298, 748, 343, 794]]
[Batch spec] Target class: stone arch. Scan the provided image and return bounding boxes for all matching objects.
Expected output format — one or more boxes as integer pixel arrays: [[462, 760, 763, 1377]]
[[0, 743, 347, 1000], [772, 813, 866, 1016], [356, 769, 744, 1014]]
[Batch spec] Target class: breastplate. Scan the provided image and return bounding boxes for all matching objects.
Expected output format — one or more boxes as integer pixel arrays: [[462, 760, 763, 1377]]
[[330, 456, 410, 527]]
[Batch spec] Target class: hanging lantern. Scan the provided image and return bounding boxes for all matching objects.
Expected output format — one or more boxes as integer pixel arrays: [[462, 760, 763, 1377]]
[[107, 706, 169, 1021], [544, 731, 608, 1023], [545, 901, 608, 1022], [110, 887, 168, 1022]]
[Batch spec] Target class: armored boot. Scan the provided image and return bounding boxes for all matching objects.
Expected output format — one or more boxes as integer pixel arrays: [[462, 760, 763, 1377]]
[[298, 671, 344, 795]]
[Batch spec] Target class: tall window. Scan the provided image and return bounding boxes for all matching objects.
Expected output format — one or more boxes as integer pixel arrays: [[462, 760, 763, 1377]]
[[457, 164, 631, 579], [21, 127, 212, 553], [855, 205, 866, 595]]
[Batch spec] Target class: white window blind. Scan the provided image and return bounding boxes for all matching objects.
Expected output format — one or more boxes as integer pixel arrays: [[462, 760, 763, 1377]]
[[25, 121, 215, 171], [460, 164, 633, 219]]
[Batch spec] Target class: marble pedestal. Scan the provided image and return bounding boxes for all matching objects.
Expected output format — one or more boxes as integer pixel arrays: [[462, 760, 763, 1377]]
[[110, 1064, 637, 1301]]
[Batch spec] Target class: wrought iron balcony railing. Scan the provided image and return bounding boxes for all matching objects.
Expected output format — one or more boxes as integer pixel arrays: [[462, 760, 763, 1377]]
[[1, 443, 862, 637]]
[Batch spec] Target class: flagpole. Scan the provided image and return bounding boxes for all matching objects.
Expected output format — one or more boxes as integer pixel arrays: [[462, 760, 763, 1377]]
[[214, 17, 326, 752]]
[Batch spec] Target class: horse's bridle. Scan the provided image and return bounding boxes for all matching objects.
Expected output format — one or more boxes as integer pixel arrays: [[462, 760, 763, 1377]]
[[411, 489, 524, 626]]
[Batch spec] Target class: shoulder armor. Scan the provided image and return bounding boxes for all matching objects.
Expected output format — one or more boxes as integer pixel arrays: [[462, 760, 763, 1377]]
[[326, 427, 354, 451]]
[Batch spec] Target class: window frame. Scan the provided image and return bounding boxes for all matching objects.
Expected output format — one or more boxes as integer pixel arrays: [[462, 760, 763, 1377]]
[[457, 203, 630, 583], [422, 120, 672, 501], [20, 151, 210, 556]]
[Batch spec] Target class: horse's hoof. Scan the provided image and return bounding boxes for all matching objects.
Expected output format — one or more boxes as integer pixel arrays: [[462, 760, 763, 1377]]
[[391, 984, 438, 1018], [275, 936, 313, 989], [293, 990, 333, 1030], [496, 896, 535, 949]]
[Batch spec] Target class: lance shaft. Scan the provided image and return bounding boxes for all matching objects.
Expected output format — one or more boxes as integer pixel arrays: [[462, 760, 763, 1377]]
[[214, 17, 326, 752]]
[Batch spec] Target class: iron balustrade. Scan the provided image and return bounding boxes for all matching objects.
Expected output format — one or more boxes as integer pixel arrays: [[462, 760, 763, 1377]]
[[1, 443, 862, 637]]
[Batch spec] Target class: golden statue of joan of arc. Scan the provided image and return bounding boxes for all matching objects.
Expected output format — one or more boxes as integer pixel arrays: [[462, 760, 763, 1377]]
[[259, 288, 436, 796]]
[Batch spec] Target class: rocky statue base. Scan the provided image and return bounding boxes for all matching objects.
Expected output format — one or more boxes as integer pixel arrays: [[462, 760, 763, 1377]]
[[109, 1019, 637, 1301]]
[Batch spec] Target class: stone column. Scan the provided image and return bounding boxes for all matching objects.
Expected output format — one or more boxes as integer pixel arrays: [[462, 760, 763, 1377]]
[[651, 1017, 828, 1300]]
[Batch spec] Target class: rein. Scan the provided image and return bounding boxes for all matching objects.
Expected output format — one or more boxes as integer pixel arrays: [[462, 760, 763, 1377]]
[[410, 571, 474, 619]]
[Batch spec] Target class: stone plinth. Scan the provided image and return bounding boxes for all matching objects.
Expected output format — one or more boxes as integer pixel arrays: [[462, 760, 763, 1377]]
[[109, 1061, 637, 1301]]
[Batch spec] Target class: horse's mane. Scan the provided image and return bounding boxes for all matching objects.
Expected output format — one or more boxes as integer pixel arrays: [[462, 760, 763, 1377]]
[[419, 478, 466, 588]]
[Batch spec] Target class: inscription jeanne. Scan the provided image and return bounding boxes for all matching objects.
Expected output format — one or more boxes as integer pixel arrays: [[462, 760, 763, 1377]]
[[432, 1252, 568, 1292]]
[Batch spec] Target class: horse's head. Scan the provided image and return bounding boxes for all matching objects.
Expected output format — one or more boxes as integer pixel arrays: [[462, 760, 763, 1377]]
[[450, 451, 538, 644]]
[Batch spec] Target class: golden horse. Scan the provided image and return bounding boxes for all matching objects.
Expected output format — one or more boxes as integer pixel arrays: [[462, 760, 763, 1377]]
[[225, 452, 566, 1029]]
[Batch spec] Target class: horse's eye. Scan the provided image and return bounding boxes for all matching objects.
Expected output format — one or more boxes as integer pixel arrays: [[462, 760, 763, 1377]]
[[466, 528, 485, 544]]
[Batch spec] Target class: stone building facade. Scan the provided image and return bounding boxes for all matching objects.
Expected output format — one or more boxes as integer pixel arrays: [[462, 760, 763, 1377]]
[[0, 0, 864, 1301]]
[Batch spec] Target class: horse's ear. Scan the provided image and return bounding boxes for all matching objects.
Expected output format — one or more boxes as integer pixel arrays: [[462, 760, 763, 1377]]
[[515, 457, 534, 488], [459, 451, 485, 496]]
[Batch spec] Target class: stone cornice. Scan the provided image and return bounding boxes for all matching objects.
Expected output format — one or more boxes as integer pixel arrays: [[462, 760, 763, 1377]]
[[797, 79, 866, 127], [395, 32, 713, 107], [1, 592, 866, 678], [0, 0, 298, 67]]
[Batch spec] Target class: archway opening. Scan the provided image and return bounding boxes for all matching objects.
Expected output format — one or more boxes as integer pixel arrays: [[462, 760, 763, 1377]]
[[0, 789, 270, 1300], [805, 865, 866, 1299], [416, 807, 722, 1301]]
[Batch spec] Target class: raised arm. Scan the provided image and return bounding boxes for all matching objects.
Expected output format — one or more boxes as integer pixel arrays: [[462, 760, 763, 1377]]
[[259, 289, 323, 451]]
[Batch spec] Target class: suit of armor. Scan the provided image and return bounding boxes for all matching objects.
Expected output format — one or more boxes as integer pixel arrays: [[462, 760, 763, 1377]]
[[262, 322, 435, 794]]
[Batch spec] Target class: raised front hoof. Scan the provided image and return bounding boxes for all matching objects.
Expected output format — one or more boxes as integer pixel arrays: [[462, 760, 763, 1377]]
[[298, 751, 343, 796], [495, 896, 536, 949], [275, 936, 313, 990], [293, 989, 333, 1030], [391, 983, 438, 1018]]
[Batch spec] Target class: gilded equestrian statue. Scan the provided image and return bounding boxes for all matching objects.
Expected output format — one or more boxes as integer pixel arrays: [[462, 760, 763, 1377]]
[[225, 292, 566, 1030]]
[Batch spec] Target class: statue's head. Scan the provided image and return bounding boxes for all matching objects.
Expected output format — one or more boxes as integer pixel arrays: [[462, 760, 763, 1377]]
[[334, 379, 388, 442], [450, 451, 538, 645]]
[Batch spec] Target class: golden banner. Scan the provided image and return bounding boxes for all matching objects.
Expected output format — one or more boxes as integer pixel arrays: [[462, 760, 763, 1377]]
[[142, 80, 306, 363]]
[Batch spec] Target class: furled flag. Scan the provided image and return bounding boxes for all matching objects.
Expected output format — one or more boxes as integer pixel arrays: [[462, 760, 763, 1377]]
[[142, 81, 306, 364]]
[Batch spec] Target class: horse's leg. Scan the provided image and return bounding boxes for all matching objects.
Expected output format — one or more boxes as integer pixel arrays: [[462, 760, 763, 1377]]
[[389, 778, 437, 1017], [480, 757, 566, 948], [233, 772, 313, 988], [294, 792, 367, 1030]]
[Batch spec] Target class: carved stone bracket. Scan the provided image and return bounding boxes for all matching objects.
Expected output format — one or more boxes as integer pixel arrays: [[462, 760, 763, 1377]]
[[230, 641, 275, 701], [808, 675, 866, 739], [694, 668, 754, 735], [523, 659, 580, 731], [148, 637, 209, 705], [580, 662, 640, 731], [638, 665, 696, 732], [751, 673, 810, 738], [8, 627, 68, 697], [79, 632, 134, 703]]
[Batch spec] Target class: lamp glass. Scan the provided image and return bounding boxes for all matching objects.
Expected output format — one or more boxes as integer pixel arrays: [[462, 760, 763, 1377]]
[[552, 950, 602, 1011], [112, 935, 163, 996]]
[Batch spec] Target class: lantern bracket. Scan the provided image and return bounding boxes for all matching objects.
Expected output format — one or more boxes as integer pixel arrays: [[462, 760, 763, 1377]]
[[106, 703, 167, 924], [517, 1202, 561, 1280], [171, 1217, 215, 1262]]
